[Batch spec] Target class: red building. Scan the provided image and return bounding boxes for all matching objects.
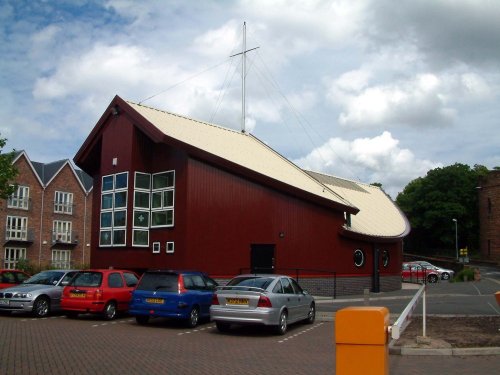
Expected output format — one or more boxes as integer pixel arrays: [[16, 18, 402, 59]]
[[75, 96, 409, 296], [478, 170, 500, 263]]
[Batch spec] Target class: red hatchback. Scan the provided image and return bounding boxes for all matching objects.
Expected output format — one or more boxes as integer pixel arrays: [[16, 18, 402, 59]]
[[0, 269, 30, 289], [60, 269, 139, 320]]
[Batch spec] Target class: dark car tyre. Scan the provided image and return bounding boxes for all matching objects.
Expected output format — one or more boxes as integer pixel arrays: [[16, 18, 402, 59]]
[[103, 301, 117, 320], [215, 321, 231, 333], [136, 315, 150, 325], [305, 303, 315, 324], [275, 310, 288, 335], [441, 272, 450, 280], [427, 274, 438, 283], [33, 296, 50, 318], [186, 306, 200, 328]]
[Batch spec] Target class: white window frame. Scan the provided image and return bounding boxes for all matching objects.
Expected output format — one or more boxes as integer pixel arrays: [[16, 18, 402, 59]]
[[52, 249, 71, 269], [100, 172, 128, 247], [4, 247, 26, 269], [166, 241, 175, 254], [53, 220, 72, 243], [152, 242, 160, 254], [6, 216, 28, 241], [7, 185, 29, 210], [133, 172, 151, 247], [54, 191, 73, 214], [150, 171, 175, 228]]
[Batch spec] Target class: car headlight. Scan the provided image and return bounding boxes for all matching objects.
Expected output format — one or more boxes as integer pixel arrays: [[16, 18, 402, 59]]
[[13, 293, 32, 298]]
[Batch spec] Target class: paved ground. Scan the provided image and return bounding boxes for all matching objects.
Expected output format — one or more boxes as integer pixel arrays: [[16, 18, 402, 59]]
[[1, 309, 499, 375]]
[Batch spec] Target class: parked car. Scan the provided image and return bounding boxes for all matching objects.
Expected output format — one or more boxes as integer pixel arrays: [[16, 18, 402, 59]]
[[129, 270, 218, 327], [402, 262, 439, 283], [210, 274, 316, 335], [60, 269, 139, 320], [0, 270, 78, 317], [0, 269, 30, 289], [413, 261, 455, 280]]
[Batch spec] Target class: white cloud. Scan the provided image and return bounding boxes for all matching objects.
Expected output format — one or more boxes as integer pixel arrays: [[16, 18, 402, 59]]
[[294, 131, 441, 197]]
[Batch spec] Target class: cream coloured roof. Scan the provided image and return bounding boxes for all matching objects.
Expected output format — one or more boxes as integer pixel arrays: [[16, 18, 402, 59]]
[[126, 101, 355, 209], [306, 171, 410, 238]]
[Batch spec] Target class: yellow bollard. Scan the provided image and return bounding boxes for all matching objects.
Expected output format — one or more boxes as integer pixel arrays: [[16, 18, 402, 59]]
[[335, 306, 390, 375]]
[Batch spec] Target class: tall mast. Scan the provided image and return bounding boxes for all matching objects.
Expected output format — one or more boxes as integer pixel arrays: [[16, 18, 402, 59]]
[[230, 22, 259, 133]]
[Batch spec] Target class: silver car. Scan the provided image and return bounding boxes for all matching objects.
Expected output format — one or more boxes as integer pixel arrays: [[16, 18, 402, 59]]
[[0, 270, 78, 317], [210, 274, 315, 335], [414, 261, 455, 280]]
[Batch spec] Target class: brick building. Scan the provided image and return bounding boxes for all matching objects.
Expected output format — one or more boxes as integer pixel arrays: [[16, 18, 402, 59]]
[[1, 151, 93, 270], [478, 169, 500, 262]]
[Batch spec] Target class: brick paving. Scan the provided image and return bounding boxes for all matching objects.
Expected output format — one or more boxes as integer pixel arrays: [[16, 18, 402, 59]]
[[0, 313, 499, 375]]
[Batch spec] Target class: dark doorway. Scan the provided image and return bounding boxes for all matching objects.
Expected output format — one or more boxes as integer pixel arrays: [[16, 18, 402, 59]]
[[250, 244, 275, 274]]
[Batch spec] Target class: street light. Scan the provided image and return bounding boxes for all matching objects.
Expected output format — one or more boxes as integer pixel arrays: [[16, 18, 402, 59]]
[[452, 218, 458, 261]]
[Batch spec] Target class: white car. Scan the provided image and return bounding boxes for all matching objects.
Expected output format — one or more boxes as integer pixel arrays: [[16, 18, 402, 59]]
[[414, 261, 455, 280]]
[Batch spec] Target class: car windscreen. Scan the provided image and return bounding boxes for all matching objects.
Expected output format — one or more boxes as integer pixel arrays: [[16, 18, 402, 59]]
[[69, 272, 103, 287], [23, 271, 65, 285], [226, 277, 274, 290], [136, 273, 178, 292]]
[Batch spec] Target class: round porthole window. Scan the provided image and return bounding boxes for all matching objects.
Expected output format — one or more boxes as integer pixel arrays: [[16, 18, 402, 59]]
[[382, 250, 390, 268], [353, 249, 365, 268]]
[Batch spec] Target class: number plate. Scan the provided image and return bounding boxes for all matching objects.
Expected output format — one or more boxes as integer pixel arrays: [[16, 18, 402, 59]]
[[146, 298, 164, 304], [0, 299, 9, 306], [70, 293, 86, 298], [226, 298, 249, 305]]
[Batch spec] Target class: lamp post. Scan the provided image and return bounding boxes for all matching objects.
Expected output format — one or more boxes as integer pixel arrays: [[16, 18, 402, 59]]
[[452, 218, 458, 261]]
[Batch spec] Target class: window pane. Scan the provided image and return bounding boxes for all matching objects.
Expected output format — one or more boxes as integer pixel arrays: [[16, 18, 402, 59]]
[[153, 171, 174, 189], [133, 230, 149, 246], [151, 210, 173, 226], [115, 173, 128, 189], [135, 173, 150, 189], [113, 230, 126, 245], [101, 212, 112, 228], [134, 210, 149, 227], [164, 190, 174, 207], [102, 176, 113, 191], [101, 194, 113, 209], [100, 231, 112, 246], [134, 191, 149, 208], [114, 210, 126, 227], [152, 192, 162, 208], [114, 191, 127, 208]]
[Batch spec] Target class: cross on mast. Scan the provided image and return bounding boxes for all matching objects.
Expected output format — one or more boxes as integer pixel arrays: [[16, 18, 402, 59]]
[[230, 22, 259, 133]]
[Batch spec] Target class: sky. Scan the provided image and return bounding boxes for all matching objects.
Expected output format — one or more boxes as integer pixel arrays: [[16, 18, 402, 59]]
[[1, 0, 499, 198]]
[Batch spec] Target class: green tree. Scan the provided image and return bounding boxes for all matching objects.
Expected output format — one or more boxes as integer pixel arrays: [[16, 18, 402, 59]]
[[0, 136, 18, 199], [396, 163, 488, 256]]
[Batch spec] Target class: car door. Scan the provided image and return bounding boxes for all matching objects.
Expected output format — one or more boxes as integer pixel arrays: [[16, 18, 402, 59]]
[[280, 277, 300, 322], [190, 274, 214, 316], [289, 278, 309, 320]]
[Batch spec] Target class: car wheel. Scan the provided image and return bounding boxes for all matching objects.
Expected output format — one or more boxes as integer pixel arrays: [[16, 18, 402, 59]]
[[275, 310, 288, 335], [427, 274, 438, 283], [136, 315, 150, 325], [33, 296, 50, 318], [103, 301, 117, 320], [441, 272, 450, 280], [215, 321, 231, 333], [186, 306, 200, 328], [305, 303, 315, 324]]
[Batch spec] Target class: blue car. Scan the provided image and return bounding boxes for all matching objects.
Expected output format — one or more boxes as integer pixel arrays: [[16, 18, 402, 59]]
[[129, 270, 218, 327]]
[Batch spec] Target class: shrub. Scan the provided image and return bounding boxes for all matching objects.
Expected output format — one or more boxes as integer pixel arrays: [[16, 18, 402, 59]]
[[454, 268, 475, 282]]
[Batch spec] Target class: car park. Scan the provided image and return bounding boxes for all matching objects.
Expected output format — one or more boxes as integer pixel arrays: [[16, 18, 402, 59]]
[[60, 269, 139, 320], [402, 262, 440, 283], [129, 270, 218, 327], [0, 269, 30, 289], [210, 274, 316, 335], [0, 269, 78, 317], [413, 261, 455, 280]]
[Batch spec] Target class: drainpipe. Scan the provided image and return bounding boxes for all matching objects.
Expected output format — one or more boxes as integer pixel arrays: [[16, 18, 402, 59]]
[[39, 187, 45, 267]]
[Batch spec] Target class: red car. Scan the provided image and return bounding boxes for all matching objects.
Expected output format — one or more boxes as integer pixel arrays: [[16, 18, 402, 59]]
[[60, 269, 139, 320], [402, 262, 439, 283], [0, 269, 30, 289]]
